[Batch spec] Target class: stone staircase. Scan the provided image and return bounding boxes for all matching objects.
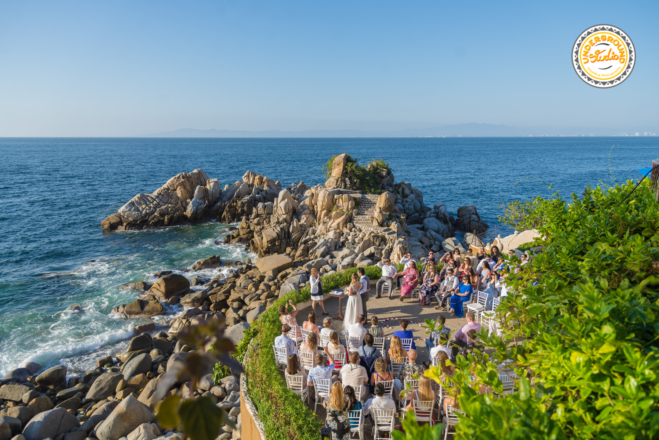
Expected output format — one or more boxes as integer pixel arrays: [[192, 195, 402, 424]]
[[352, 194, 394, 235]]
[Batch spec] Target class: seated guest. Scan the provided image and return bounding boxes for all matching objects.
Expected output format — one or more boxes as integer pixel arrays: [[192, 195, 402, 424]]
[[450, 312, 481, 357], [300, 332, 322, 367], [376, 258, 397, 298], [286, 353, 307, 392], [344, 385, 363, 412], [478, 260, 492, 279], [320, 317, 334, 339], [490, 245, 502, 263], [435, 268, 459, 310], [370, 357, 399, 397], [340, 352, 370, 399], [424, 315, 451, 352], [429, 341, 452, 366], [404, 375, 436, 411], [358, 334, 382, 359], [323, 381, 347, 411], [303, 311, 320, 335], [397, 253, 416, 289], [278, 300, 301, 341], [449, 276, 474, 318], [398, 349, 423, 383], [452, 249, 463, 268], [469, 268, 481, 292], [348, 314, 368, 343], [481, 271, 500, 308], [396, 262, 419, 302], [307, 351, 335, 388], [387, 336, 407, 365], [324, 383, 351, 440], [274, 324, 298, 355], [392, 319, 416, 352], [458, 257, 472, 280], [368, 316, 383, 338], [418, 265, 439, 306], [476, 245, 487, 261], [463, 329, 485, 356], [423, 250, 437, 265], [438, 258, 456, 282], [327, 331, 348, 362], [363, 383, 396, 424]]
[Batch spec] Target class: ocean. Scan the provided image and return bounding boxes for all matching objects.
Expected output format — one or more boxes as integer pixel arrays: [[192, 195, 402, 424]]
[[0, 136, 655, 376]]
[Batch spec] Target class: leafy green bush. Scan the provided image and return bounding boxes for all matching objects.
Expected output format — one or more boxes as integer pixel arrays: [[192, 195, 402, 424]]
[[322, 154, 391, 194], [429, 179, 659, 439]]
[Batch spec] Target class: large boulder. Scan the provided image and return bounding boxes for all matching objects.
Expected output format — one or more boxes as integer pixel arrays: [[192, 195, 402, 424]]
[[423, 217, 451, 238], [225, 322, 250, 346], [191, 255, 222, 271], [85, 373, 124, 401], [124, 299, 164, 317], [1, 369, 31, 385], [7, 407, 34, 427], [0, 416, 21, 436], [138, 378, 168, 410], [94, 396, 155, 440], [35, 365, 66, 388], [456, 205, 489, 234], [126, 423, 160, 440], [0, 384, 30, 402], [324, 154, 348, 189], [22, 408, 79, 440], [147, 274, 190, 300], [27, 396, 53, 415], [121, 354, 152, 381], [254, 254, 293, 274], [376, 191, 396, 215], [0, 420, 10, 440]]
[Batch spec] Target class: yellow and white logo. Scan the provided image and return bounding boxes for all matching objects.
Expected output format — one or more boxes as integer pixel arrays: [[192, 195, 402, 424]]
[[572, 25, 635, 88]]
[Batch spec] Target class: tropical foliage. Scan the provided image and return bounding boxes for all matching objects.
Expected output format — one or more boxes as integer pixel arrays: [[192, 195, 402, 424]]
[[322, 154, 391, 194]]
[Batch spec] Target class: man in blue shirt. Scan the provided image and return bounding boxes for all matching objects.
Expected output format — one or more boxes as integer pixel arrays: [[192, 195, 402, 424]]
[[274, 324, 298, 356], [307, 351, 335, 388], [392, 319, 416, 351]]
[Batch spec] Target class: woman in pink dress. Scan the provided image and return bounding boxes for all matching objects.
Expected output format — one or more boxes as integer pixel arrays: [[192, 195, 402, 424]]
[[399, 261, 419, 302]]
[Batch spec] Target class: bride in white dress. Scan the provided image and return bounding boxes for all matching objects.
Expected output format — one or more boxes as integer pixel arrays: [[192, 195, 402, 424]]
[[343, 273, 364, 332]]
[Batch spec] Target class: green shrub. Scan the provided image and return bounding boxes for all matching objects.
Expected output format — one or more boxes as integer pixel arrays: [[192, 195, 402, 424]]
[[433, 179, 659, 439], [322, 154, 391, 194]]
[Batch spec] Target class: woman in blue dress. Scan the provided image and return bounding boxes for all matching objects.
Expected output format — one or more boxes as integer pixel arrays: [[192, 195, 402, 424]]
[[450, 277, 474, 318]]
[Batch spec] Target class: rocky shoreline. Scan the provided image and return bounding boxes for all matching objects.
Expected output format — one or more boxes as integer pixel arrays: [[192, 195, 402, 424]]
[[1, 154, 492, 440]]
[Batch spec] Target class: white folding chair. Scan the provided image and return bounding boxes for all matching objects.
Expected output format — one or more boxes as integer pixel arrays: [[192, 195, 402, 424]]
[[432, 381, 445, 417], [320, 333, 331, 348], [348, 409, 364, 440], [481, 297, 500, 333], [405, 379, 419, 392], [287, 325, 302, 347], [299, 350, 315, 371], [272, 346, 288, 369], [340, 331, 350, 348], [300, 328, 313, 343], [390, 361, 405, 377], [443, 405, 464, 440], [332, 350, 346, 371], [285, 373, 309, 403], [347, 337, 362, 352], [378, 380, 394, 399], [373, 408, 395, 440], [499, 372, 517, 396], [312, 378, 331, 413], [412, 400, 435, 426], [373, 336, 386, 354], [400, 338, 414, 352], [381, 282, 392, 298], [466, 291, 487, 320]]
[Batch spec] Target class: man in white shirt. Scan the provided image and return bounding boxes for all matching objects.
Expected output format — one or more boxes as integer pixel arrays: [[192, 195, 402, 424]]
[[274, 324, 298, 356], [348, 314, 368, 344], [356, 267, 370, 320], [435, 268, 459, 310], [376, 258, 397, 298], [340, 352, 370, 400], [363, 383, 396, 425]]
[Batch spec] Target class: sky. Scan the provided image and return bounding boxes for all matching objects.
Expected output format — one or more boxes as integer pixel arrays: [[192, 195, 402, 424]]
[[0, 0, 658, 136]]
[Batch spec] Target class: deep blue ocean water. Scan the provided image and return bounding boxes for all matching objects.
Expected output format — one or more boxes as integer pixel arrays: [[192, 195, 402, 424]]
[[0, 137, 655, 375]]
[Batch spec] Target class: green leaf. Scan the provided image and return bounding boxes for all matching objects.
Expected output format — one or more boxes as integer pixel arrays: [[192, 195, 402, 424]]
[[598, 342, 616, 354], [156, 395, 182, 430], [179, 396, 226, 440], [518, 377, 531, 401]]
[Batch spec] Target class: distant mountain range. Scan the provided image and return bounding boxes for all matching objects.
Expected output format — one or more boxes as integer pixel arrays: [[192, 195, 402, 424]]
[[144, 123, 658, 138], [145, 123, 524, 138]]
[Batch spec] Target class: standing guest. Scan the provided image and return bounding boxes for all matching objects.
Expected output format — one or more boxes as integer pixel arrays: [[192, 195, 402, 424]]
[[286, 354, 307, 393], [392, 319, 416, 351], [307, 351, 335, 388], [397, 262, 419, 302], [398, 349, 423, 383], [309, 268, 329, 316], [274, 324, 298, 356], [303, 311, 320, 335], [342, 274, 364, 332], [279, 300, 301, 341], [356, 268, 370, 320], [397, 253, 416, 289], [320, 317, 334, 339], [340, 352, 370, 398], [435, 268, 459, 310], [418, 265, 440, 306], [363, 383, 396, 425], [368, 316, 383, 338], [450, 312, 481, 357], [449, 276, 474, 318], [387, 336, 408, 365], [424, 315, 451, 353], [358, 334, 382, 359], [376, 258, 397, 298]]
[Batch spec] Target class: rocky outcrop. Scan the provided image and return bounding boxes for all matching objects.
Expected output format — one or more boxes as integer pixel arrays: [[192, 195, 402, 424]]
[[94, 396, 155, 440], [456, 205, 489, 234], [102, 169, 220, 230], [22, 408, 79, 440], [191, 255, 222, 271], [324, 153, 348, 189], [146, 274, 190, 300]]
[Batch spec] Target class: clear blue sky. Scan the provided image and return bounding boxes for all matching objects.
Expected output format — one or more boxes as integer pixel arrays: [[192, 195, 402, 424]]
[[0, 0, 658, 136]]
